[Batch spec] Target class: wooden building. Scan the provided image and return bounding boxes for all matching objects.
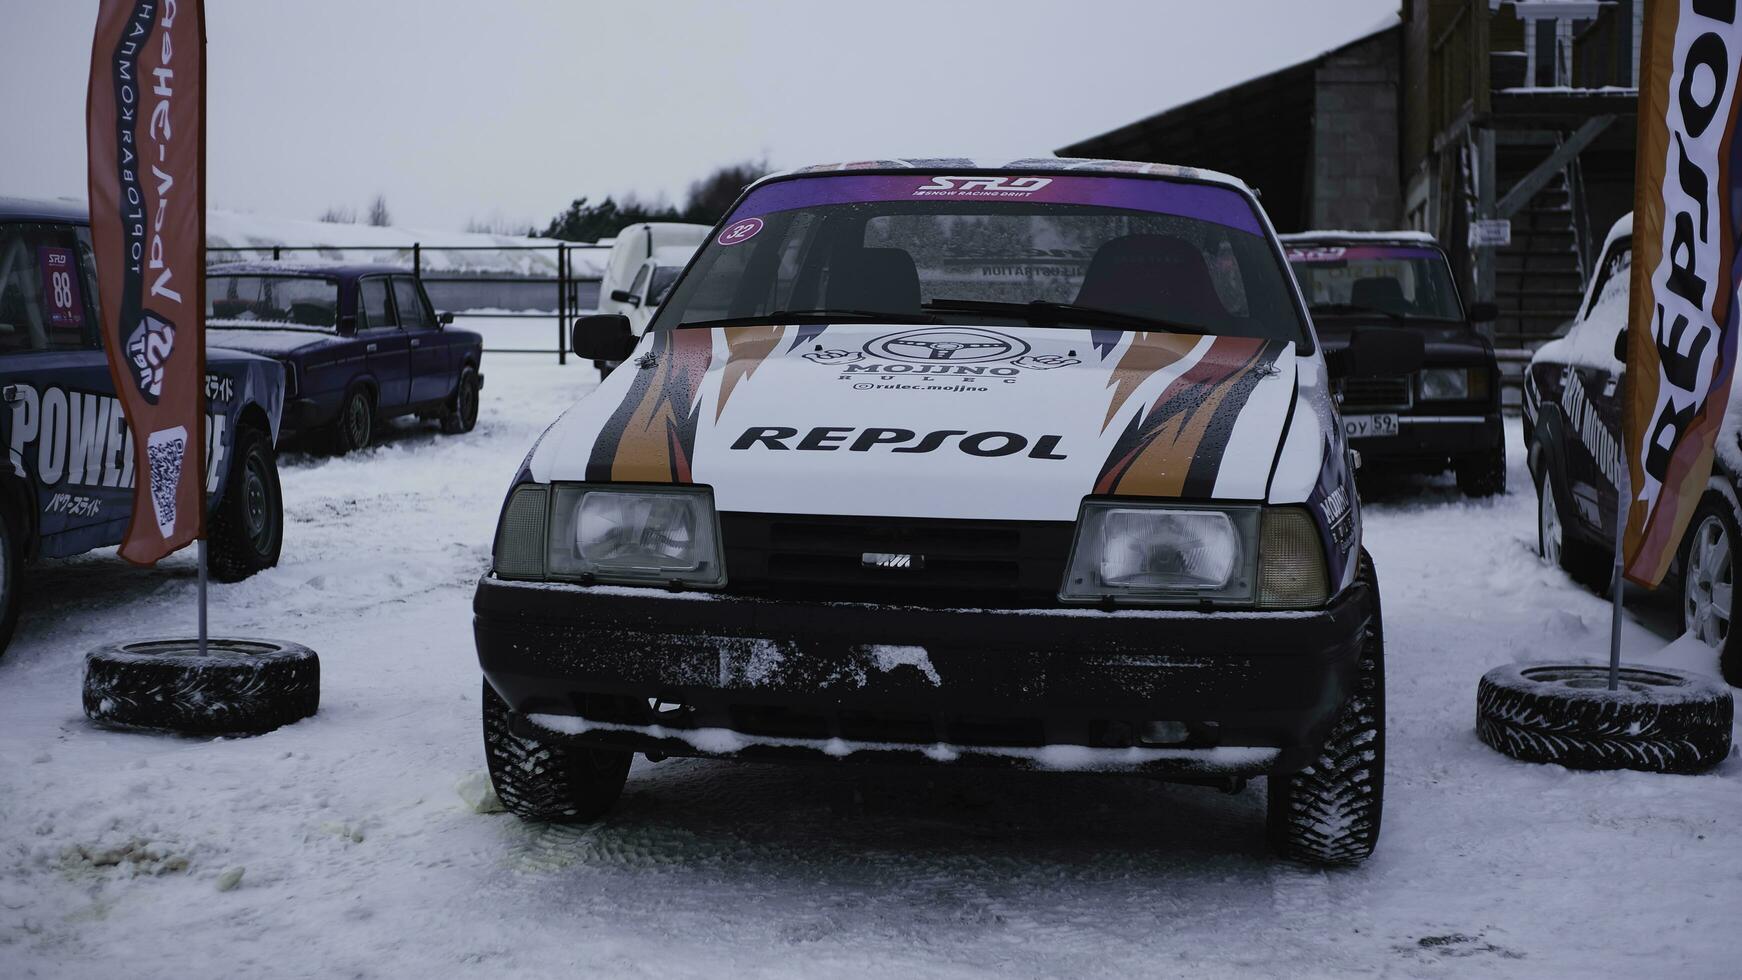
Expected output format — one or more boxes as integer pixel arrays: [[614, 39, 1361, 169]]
[[1062, 1, 1641, 350]]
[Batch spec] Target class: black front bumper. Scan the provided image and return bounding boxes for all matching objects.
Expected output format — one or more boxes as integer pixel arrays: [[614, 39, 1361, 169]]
[[473, 577, 1375, 777]]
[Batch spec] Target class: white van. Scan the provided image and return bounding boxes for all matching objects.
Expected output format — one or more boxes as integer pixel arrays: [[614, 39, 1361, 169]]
[[591, 223, 709, 375]]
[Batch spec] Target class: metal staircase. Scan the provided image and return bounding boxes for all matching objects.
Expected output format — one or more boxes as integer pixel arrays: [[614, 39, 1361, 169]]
[[1494, 168, 1586, 347]]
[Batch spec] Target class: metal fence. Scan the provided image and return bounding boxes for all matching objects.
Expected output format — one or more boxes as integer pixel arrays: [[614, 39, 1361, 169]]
[[205, 242, 613, 363]]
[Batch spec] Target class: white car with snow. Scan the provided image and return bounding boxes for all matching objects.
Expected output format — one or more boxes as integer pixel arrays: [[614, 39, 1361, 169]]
[[1525, 213, 1742, 691], [474, 158, 1426, 864]]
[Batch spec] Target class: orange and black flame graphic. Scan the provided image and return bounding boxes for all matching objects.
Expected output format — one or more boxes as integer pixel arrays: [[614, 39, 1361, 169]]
[[716, 325, 784, 420], [1095, 336, 1286, 499], [586, 329, 715, 483]]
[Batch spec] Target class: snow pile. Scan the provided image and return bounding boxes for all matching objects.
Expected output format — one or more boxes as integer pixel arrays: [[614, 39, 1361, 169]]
[[205, 209, 609, 278]]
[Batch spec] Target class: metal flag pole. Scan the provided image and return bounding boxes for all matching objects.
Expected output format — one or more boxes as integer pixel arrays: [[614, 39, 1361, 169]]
[[1609, 372, 1628, 693], [198, 537, 209, 657], [1609, 503, 1624, 692]]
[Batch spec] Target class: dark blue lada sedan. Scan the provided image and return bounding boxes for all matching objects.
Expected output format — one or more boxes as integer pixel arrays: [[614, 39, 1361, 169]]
[[205, 263, 484, 453]]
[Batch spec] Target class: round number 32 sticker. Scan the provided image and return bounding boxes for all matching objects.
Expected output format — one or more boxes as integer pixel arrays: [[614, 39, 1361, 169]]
[[717, 216, 764, 246]]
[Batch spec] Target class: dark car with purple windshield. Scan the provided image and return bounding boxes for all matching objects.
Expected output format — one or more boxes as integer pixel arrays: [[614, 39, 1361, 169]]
[[1282, 233, 1505, 496], [204, 263, 483, 453]]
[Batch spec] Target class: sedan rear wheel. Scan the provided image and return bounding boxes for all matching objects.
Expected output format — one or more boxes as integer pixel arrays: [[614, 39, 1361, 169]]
[[331, 388, 374, 454]]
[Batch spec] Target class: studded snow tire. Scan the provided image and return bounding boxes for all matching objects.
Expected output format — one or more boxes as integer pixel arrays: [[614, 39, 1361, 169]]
[[1267, 552, 1385, 866], [481, 679, 631, 823], [1476, 663, 1732, 774], [83, 638, 319, 736]]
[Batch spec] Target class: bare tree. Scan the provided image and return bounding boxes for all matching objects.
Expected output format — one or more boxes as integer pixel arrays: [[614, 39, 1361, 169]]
[[367, 194, 391, 227], [318, 204, 357, 224]]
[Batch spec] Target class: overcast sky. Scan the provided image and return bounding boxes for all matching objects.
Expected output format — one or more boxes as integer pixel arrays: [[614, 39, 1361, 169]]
[[2, 0, 1398, 233]]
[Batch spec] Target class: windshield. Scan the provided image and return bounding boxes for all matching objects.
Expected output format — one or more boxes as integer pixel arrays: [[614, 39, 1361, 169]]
[[651, 173, 1307, 344], [1285, 244, 1463, 321], [0, 221, 97, 353], [208, 275, 341, 330]]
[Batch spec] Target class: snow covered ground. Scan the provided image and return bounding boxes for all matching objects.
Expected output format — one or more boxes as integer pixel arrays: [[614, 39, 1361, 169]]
[[2, 340, 1737, 979]]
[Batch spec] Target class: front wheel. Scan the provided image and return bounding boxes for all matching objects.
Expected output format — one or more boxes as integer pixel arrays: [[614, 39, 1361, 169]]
[[1267, 553, 1384, 865], [208, 425, 284, 582], [1536, 464, 1610, 591], [1455, 447, 1506, 498], [1681, 491, 1742, 687], [481, 680, 631, 823], [441, 367, 480, 435]]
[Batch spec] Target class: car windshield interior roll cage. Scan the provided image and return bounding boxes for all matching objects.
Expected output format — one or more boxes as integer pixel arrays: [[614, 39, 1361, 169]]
[[653, 197, 1311, 346]]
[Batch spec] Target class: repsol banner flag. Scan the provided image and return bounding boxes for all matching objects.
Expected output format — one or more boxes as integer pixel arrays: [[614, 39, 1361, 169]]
[[1624, 0, 1742, 587], [85, 0, 207, 565]]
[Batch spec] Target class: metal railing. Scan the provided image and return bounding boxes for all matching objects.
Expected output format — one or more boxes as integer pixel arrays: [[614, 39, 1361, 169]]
[[205, 242, 613, 363]]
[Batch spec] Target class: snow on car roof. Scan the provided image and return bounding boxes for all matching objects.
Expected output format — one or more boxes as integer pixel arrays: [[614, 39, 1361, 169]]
[[207, 260, 410, 280], [0, 196, 88, 224], [1600, 212, 1633, 252], [1279, 230, 1441, 246], [753, 156, 1254, 193]]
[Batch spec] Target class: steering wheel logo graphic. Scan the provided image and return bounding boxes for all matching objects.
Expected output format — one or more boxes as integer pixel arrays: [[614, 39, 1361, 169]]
[[865, 328, 1030, 364]]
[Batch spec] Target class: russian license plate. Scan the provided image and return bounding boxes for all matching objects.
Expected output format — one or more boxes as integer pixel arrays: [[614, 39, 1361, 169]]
[[1343, 413, 1398, 439]]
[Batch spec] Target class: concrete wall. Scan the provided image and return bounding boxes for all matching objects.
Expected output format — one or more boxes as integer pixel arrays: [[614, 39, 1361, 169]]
[[1309, 31, 1403, 230]]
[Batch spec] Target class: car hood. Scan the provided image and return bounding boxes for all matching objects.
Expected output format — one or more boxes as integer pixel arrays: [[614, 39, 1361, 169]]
[[205, 325, 333, 356], [529, 323, 1302, 522]]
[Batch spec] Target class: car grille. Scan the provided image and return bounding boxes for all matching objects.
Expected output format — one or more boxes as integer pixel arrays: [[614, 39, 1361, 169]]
[[1339, 376, 1414, 411], [718, 512, 1075, 606]]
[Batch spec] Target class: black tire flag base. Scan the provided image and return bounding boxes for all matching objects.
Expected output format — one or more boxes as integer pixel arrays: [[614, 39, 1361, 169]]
[[84, 638, 319, 736], [1477, 662, 1732, 774]]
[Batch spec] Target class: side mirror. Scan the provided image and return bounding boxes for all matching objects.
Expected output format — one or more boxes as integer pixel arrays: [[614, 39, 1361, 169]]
[[571, 314, 636, 361], [438, 311, 454, 327], [1467, 301, 1499, 324], [338, 314, 358, 336], [1614, 328, 1628, 364], [609, 289, 641, 307], [1338, 327, 1426, 378]]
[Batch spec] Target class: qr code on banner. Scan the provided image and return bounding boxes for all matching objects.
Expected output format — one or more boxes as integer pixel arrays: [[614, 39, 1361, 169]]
[[145, 427, 187, 538]]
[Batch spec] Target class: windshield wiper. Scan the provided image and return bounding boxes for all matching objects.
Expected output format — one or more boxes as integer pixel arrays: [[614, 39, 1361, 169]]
[[923, 298, 1203, 334], [678, 309, 937, 329], [1307, 302, 1406, 322]]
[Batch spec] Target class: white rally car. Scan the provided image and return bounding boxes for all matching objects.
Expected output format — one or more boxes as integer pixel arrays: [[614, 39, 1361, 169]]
[[474, 158, 1421, 864]]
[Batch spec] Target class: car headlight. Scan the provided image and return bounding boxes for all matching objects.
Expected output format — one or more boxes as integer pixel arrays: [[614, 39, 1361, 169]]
[[492, 483, 726, 587], [1060, 502, 1332, 609], [1256, 507, 1331, 608], [493, 483, 549, 580], [1060, 503, 1259, 605], [1418, 367, 1471, 400]]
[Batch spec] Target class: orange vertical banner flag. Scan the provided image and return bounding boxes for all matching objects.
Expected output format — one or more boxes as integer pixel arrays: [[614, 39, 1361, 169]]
[[86, 0, 208, 565], [1624, 0, 1742, 586]]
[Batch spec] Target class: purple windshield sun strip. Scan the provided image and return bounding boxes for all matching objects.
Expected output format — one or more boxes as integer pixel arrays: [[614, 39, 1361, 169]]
[[1286, 244, 1442, 263], [730, 174, 1265, 235]]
